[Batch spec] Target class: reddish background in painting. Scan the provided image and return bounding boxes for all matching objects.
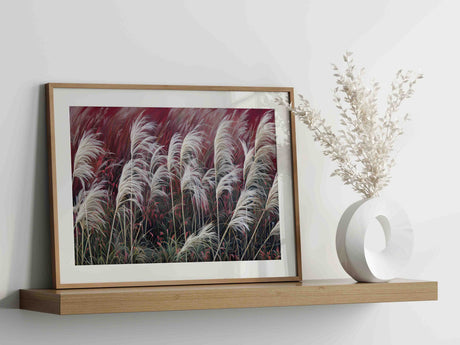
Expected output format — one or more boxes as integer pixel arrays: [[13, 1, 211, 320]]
[[69, 106, 277, 199]]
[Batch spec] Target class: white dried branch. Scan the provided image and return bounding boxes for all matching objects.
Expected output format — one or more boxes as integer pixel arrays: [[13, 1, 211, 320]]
[[275, 52, 422, 198]]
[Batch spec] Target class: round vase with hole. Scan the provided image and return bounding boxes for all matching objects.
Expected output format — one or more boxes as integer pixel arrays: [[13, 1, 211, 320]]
[[336, 197, 414, 283]]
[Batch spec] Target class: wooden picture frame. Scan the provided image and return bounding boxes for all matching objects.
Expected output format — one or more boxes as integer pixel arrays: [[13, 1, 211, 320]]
[[46, 83, 301, 289]]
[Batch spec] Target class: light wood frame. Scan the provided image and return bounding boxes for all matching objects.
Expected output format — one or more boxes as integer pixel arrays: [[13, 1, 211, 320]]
[[46, 83, 302, 289]]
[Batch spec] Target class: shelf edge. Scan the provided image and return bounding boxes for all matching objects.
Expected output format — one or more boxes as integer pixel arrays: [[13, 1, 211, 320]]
[[19, 279, 438, 315]]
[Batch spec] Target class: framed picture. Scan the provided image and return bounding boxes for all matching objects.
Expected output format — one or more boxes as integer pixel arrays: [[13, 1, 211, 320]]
[[46, 83, 301, 288]]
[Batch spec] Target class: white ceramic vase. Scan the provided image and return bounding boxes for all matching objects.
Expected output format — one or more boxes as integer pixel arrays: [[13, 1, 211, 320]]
[[336, 197, 414, 283]]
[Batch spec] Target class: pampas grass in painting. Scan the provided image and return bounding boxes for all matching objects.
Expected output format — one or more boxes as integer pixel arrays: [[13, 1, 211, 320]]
[[70, 106, 280, 265]]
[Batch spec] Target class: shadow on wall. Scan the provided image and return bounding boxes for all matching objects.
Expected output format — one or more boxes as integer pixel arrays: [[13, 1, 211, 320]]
[[0, 84, 52, 308], [1, 302, 377, 344]]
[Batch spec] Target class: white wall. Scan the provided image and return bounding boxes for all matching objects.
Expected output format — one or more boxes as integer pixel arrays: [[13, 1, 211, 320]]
[[1, 0, 458, 344]]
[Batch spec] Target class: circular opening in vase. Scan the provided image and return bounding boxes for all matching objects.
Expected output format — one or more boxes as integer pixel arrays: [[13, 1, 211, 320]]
[[364, 215, 391, 252]]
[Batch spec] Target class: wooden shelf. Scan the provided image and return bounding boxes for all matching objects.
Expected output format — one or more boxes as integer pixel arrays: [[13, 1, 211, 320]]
[[19, 279, 437, 315]]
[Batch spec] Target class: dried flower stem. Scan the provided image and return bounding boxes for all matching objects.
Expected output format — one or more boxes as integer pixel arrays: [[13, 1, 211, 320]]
[[276, 52, 423, 198]]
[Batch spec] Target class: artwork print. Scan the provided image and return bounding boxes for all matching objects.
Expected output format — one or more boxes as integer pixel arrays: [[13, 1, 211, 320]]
[[70, 106, 280, 265]]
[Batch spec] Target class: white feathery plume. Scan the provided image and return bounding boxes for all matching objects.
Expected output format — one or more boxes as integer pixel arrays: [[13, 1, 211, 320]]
[[177, 223, 216, 259], [116, 159, 149, 211], [240, 140, 255, 183], [213, 119, 236, 240], [269, 221, 280, 237], [213, 189, 260, 261], [149, 164, 169, 201], [167, 133, 182, 176], [255, 113, 276, 153], [216, 168, 241, 199], [115, 116, 155, 212], [167, 132, 182, 238], [197, 168, 215, 226], [264, 174, 279, 215], [75, 182, 107, 228], [130, 116, 156, 160], [245, 114, 276, 195], [242, 173, 278, 260], [192, 177, 210, 215], [226, 189, 260, 234], [73, 181, 107, 264], [202, 168, 216, 191], [180, 128, 204, 169], [106, 117, 154, 263], [214, 120, 235, 179], [73, 131, 105, 189], [234, 110, 249, 139], [106, 158, 149, 264], [180, 160, 202, 195], [148, 144, 169, 201], [149, 143, 165, 172], [180, 160, 202, 237]]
